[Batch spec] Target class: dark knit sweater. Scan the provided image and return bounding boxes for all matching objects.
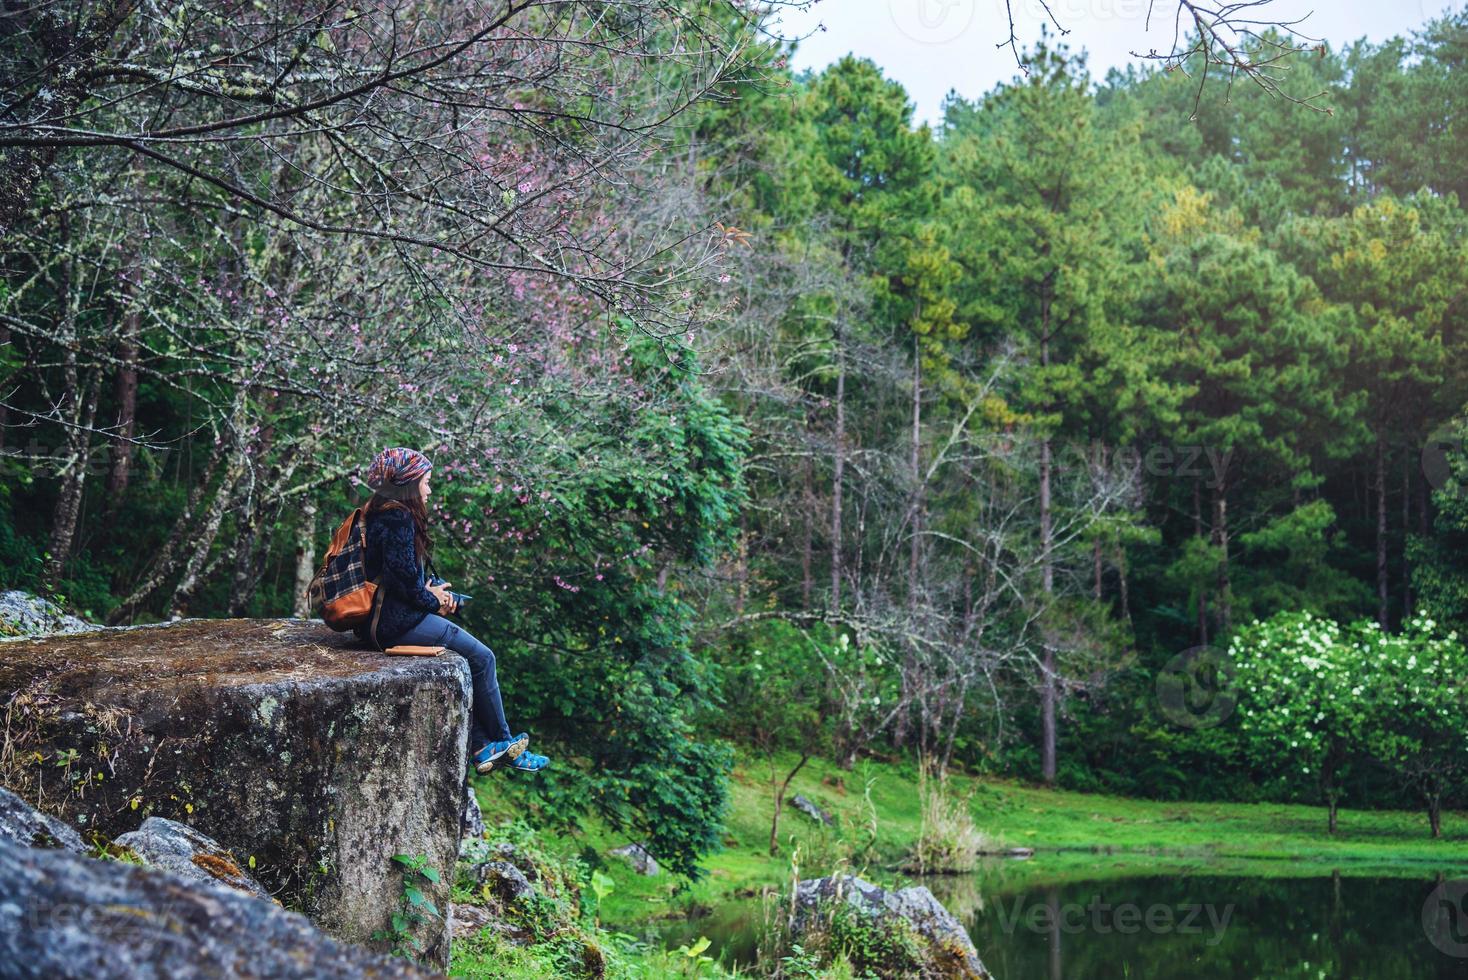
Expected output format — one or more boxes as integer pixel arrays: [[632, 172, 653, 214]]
[[353, 506, 441, 647]]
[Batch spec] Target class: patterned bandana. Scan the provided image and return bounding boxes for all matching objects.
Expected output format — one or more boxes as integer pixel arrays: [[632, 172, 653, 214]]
[[366, 447, 433, 500]]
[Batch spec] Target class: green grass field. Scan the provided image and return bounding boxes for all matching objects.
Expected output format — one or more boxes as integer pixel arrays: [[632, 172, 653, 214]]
[[473, 749, 1468, 934]]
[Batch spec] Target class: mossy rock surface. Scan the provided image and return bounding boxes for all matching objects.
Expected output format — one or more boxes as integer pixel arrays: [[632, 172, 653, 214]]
[[0, 618, 470, 969]]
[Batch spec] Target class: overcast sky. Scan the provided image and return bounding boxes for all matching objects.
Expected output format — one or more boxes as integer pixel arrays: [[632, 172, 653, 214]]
[[771, 0, 1465, 125]]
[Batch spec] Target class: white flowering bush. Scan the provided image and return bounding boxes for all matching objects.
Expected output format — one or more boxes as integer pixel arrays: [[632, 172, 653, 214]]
[[1360, 615, 1468, 838], [1232, 610, 1468, 837], [1231, 611, 1366, 832]]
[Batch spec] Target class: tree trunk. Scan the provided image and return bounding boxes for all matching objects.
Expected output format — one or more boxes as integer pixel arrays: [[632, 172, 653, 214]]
[[1419, 460, 1430, 536], [1040, 437, 1057, 785], [292, 501, 318, 618], [896, 334, 923, 751], [1212, 473, 1231, 633], [45, 372, 101, 588], [909, 335, 922, 601], [1194, 479, 1208, 648], [1092, 445, 1105, 600], [44, 230, 102, 589], [105, 299, 140, 502], [1115, 543, 1132, 626], [1039, 299, 1056, 785], [1402, 452, 1412, 619], [769, 753, 809, 856], [801, 454, 813, 609], [0, 325, 10, 450], [1376, 433, 1388, 628], [169, 457, 244, 619], [1429, 793, 1442, 839], [1327, 796, 1338, 835], [829, 324, 845, 617], [226, 468, 262, 616], [734, 517, 748, 616]]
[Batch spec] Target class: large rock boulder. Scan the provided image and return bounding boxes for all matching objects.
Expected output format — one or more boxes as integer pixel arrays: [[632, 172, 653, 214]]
[[0, 619, 471, 969], [0, 786, 86, 852], [794, 874, 991, 979], [114, 816, 272, 901], [0, 837, 435, 979]]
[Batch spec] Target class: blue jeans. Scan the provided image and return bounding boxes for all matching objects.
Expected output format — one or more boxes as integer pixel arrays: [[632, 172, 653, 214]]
[[395, 614, 512, 749]]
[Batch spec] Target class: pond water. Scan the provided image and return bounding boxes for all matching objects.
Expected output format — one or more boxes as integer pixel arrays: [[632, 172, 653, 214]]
[[640, 861, 1468, 978]]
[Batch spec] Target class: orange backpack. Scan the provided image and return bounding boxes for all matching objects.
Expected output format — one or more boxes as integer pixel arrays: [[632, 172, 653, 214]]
[[306, 508, 381, 632]]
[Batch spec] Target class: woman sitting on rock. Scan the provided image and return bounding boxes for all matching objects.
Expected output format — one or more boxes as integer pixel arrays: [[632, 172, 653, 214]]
[[357, 447, 548, 774]]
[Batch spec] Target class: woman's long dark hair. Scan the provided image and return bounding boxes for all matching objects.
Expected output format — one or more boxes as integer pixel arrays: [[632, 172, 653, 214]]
[[365, 483, 432, 562]]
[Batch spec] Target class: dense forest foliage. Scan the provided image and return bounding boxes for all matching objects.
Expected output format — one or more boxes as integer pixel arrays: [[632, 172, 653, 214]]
[[5, 2, 1468, 872]]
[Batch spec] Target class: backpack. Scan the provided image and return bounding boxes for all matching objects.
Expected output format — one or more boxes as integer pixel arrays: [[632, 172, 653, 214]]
[[306, 508, 382, 632]]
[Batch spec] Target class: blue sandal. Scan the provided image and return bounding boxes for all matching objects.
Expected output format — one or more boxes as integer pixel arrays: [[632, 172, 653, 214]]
[[473, 733, 529, 773], [505, 750, 549, 772]]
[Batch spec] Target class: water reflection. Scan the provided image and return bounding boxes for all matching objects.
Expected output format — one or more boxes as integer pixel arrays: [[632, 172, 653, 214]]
[[929, 871, 1468, 979], [640, 863, 1468, 978]]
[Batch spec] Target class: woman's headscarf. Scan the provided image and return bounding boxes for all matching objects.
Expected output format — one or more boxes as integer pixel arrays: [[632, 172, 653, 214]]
[[366, 447, 432, 500]]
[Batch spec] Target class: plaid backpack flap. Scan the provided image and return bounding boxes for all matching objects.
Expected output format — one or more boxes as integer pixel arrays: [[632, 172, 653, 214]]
[[307, 509, 379, 631]]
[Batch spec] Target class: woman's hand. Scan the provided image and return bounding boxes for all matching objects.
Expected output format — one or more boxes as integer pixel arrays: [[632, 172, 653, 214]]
[[427, 582, 458, 614]]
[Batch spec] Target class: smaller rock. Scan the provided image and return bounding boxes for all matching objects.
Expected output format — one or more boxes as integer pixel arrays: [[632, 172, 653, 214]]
[[460, 786, 486, 852], [0, 787, 86, 853], [114, 816, 271, 901], [794, 873, 991, 979], [610, 842, 659, 876], [450, 903, 529, 944], [452, 903, 519, 935], [1005, 847, 1034, 860], [461, 839, 539, 880], [0, 590, 92, 638], [451, 902, 496, 935], [471, 860, 536, 906], [790, 794, 834, 827]]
